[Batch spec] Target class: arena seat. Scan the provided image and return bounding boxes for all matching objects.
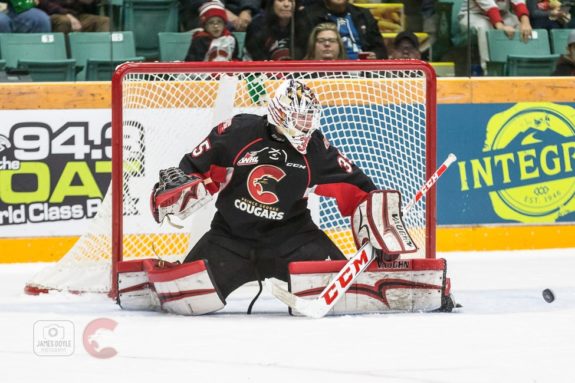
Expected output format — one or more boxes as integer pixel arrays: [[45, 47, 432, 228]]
[[550, 28, 575, 54], [486, 29, 557, 76], [506, 55, 559, 76], [123, 0, 179, 59], [100, 0, 125, 31], [69, 31, 144, 81], [158, 32, 192, 62], [0, 33, 76, 82]]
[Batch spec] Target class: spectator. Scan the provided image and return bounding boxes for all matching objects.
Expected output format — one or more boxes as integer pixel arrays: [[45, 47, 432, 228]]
[[458, 0, 533, 70], [295, 0, 388, 60], [186, 0, 239, 61], [224, 0, 261, 31], [527, 0, 573, 29], [38, 0, 109, 33], [244, 0, 294, 60], [303, 22, 346, 60], [390, 31, 422, 60], [552, 29, 575, 75], [0, 0, 51, 32], [180, 0, 261, 33]]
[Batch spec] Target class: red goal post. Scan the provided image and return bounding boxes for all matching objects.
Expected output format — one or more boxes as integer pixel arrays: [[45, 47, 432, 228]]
[[25, 60, 437, 299]]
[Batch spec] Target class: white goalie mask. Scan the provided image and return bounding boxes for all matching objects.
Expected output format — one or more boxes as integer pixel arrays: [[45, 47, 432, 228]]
[[267, 80, 321, 154]]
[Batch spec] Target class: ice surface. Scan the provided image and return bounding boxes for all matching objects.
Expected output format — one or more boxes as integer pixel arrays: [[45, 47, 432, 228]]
[[2, 248, 575, 383]]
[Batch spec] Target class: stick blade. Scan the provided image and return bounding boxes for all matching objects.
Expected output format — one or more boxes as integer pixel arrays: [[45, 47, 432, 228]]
[[294, 298, 331, 319], [266, 278, 296, 307], [266, 279, 330, 319]]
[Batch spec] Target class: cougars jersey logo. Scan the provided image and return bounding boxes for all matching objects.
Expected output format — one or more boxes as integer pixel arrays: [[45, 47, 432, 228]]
[[247, 165, 286, 205]]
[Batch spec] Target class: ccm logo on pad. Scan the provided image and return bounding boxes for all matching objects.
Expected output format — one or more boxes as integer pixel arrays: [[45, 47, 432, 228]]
[[321, 249, 370, 305]]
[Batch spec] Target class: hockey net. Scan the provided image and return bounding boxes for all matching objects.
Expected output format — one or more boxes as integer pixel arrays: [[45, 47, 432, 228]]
[[25, 61, 437, 298]]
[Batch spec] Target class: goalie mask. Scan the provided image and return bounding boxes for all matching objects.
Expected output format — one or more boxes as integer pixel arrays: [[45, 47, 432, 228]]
[[267, 80, 321, 154]]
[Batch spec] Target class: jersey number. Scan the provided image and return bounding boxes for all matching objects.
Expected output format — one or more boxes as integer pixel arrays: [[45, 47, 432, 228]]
[[191, 139, 211, 157], [337, 156, 353, 173]]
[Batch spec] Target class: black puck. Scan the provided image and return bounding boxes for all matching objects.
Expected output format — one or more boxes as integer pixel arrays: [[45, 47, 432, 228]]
[[542, 289, 555, 303]]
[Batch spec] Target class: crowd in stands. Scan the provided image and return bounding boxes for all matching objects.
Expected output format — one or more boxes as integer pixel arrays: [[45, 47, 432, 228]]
[[295, 0, 388, 59], [459, 0, 533, 70], [181, 0, 390, 61], [0, 0, 574, 76]]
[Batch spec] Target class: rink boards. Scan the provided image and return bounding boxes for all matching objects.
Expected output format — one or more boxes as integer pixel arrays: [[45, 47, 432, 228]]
[[1, 78, 575, 263]]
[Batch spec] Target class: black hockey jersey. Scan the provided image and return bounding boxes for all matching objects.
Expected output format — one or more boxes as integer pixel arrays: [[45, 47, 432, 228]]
[[179, 114, 377, 247]]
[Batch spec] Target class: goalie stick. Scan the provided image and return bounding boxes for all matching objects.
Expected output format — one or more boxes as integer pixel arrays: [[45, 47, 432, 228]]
[[267, 153, 458, 318]]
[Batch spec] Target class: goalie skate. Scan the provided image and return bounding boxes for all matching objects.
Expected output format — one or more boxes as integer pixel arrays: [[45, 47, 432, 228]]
[[151, 167, 211, 223]]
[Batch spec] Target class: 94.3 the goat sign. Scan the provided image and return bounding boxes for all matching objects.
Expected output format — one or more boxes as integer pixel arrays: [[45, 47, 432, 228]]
[[0, 110, 118, 233]]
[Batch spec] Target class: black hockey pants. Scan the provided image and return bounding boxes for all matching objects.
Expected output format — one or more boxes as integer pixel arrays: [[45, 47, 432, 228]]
[[183, 230, 346, 300]]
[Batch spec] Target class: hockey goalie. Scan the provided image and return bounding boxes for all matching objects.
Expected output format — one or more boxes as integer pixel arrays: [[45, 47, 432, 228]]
[[117, 80, 454, 316]]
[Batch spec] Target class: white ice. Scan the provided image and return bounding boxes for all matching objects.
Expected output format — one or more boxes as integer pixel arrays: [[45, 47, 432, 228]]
[[1, 248, 575, 383]]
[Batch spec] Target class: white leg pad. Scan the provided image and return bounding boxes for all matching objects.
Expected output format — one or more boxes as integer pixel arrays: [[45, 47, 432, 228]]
[[117, 260, 161, 311], [148, 260, 225, 316], [288, 258, 450, 315]]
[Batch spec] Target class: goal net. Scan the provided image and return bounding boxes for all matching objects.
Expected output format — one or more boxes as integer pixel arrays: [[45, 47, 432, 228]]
[[25, 61, 437, 298]]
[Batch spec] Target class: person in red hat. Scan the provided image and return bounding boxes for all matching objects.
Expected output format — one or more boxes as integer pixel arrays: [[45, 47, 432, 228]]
[[185, 0, 239, 61]]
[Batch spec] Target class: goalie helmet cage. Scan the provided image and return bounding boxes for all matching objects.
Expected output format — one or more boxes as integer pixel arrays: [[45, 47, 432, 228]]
[[24, 60, 437, 299]]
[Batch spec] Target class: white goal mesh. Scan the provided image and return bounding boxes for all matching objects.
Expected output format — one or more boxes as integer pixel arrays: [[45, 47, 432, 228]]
[[25, 61, 436, 296]]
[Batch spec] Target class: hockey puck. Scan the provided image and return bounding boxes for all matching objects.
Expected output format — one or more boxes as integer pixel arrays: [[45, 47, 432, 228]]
[[542, 289, 555, 303]]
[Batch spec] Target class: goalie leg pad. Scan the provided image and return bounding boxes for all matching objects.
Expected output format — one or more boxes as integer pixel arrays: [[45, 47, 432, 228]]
[[352, 190, 417, 256], [150, 167, 212, 223], [117, 259, 162, 311], [147, 260, 225, 316], [288, 258, 449, 315]]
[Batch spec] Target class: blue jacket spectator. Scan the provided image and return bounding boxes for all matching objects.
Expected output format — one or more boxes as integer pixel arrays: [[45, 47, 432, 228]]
[[294, 0, 388, 60]]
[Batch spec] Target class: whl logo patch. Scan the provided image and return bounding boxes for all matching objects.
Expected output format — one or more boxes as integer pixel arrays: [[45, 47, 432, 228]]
[[458, 103, 575, 223], [237, 152, 259, 166]]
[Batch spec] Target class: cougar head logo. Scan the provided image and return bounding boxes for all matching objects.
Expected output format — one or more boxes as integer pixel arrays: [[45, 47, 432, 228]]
[[247, 165, 286, 205], [254, 175, 278, 192]]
